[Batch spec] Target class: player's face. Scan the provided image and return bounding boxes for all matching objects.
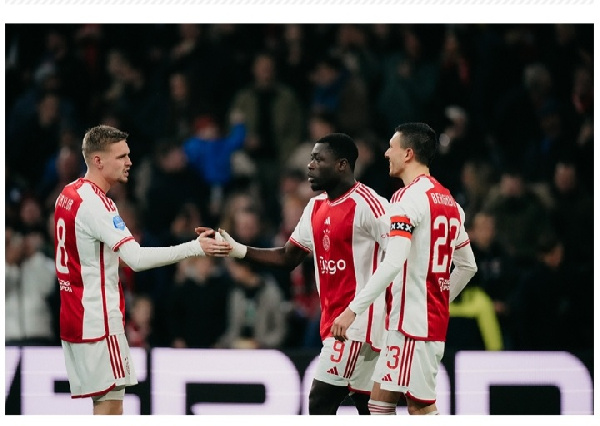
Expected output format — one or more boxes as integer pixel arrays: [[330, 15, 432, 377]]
[[307, 143, 339, 192], [385, 132, 409, 178], [101, 140, 132, 184]]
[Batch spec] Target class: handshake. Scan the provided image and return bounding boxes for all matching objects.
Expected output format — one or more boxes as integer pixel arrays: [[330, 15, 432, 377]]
[[194, 227, 247, 258]]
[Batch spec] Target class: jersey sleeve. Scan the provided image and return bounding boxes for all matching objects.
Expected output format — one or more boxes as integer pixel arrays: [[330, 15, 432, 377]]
[[79, 195, 134, 251], [388, 187, 426, 240], [361, 195, 390, 249], [454, 202, 470, 249], [289, 198, 316, 252]]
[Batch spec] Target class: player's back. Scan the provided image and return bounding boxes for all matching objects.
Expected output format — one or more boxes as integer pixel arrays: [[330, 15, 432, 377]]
[[387, 175, 466, 341]]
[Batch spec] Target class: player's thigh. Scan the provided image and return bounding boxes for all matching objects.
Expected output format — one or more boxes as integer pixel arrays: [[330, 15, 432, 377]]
[[63, 334, 137, 396], [312, 337, 378, 393], [373, 331, 444, 403], [348, 341, 379, 393]]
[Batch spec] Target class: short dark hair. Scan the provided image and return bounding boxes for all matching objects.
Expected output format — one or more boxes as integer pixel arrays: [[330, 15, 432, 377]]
[[316, 133, 358, 171], [395, 123, 437, 167], [82, 125, 128, 160]]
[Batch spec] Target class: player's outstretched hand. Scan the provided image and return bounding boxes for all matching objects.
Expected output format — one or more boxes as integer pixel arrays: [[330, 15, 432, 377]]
[[194, 227, 232, 257], [331, 307, 357, 342], [218, 228, 248, 258]]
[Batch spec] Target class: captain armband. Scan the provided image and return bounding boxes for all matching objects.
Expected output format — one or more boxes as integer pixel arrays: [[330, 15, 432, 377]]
[[389, 215, 414, 239]]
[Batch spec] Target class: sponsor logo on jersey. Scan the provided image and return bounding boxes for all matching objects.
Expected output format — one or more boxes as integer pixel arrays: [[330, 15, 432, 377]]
[[381, 373, 393, 382], [438, 277, 450, 292], [318, 257, 347, 275], [113, 215, 126, 230], [324, 216, 330, 225], [327, 366, 339, 376], [59, 279, 72, 292]]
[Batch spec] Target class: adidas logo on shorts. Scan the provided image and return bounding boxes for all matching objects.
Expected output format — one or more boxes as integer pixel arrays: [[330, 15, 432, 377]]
[[381, 374, 393, 382], [327, 367, 339, 376]]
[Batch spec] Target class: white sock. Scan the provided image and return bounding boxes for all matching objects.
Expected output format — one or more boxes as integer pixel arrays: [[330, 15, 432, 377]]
[[368, 399, 396, 415]]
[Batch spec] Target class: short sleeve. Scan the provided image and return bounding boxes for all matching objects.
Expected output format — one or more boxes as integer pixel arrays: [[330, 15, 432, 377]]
[[289, 198, 316, 252], [79, 191, 134, 251]]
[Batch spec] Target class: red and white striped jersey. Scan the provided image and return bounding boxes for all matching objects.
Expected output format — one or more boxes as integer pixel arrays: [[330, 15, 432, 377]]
[[290, 182, 389, 349], [54, 178, 134, 343], [385, 175, 470, 341]]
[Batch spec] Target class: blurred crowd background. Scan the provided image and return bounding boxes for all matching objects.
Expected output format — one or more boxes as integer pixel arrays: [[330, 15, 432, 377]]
[[5, 23, 594, 355]]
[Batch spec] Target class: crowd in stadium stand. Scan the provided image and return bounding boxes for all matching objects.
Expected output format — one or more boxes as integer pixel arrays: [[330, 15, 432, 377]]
[[5, 23, 593, 353]]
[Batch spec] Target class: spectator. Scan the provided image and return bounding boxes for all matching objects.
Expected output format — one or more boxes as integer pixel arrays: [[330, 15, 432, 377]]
[[216, 257, 287, 350], [454, 160, 496, 229], [547, 160, 593, 274], [135, 139, 210, 244], [5, 228, 57, 346], [229, 51, 304, 225], [491, 63, 556, 171], [482, 168, 553, 267], [464, 211, 517, 348], [160, 71, 199, 140], [376, 26, 439, 134], [309, 53, 370, 136], [167, 256, 230, 349], [508, 234, 575, 351], [183, 110, 247, 221], [7, 91, 72, 187], [125, 294, 155, 350]]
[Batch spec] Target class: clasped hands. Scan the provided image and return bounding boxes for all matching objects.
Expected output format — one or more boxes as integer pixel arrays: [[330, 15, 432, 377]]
[[194, 227, 247, 258]]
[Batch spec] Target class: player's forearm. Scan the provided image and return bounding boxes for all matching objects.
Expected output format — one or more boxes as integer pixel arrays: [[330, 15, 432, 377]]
[[349, 259, 402, 315], [349, 236, 411, 315], [449, 245, 478, 302], [245, 246, 298, 270], [118, 240, 203, 272]]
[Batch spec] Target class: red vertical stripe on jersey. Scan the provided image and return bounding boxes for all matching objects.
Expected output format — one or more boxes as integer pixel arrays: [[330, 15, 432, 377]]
[[100, 243, 109, 336], [366, 242, 380, 348], [396, 262, 408, 332]]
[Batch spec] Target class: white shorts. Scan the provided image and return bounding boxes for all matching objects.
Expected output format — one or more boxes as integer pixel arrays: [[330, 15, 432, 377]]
[[373, 331, 444, 404], [313, 337, 379, 394], [62, 333, 138, 398]]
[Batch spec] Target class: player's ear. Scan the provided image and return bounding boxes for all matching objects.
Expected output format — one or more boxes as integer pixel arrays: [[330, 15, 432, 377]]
[[93, 154, 103, 169], [338, 158, 349, 171]]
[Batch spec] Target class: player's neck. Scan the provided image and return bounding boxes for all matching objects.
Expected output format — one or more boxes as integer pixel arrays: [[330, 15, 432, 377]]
[[84, 171, 111, 193], [401, 165, 430, 186], [327, 178, 356, 201]]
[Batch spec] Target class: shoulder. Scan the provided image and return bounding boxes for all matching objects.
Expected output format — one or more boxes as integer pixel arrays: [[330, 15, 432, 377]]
[[353, 183, 389, 218], [311, 192, 328, 203], [77, 181, 117, 215]]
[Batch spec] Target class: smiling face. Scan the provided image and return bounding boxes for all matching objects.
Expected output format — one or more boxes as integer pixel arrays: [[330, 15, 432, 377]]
[[307, 142, 341, 192], [384, 131, 409, 178], [98, 140, 132, 185]]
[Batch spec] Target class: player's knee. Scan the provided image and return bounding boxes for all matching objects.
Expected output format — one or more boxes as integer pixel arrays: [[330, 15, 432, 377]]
[[407, 401, 437, 415], [350, 392, 371, 415], [308, 381, 348, 415], [309, 390, 337, 414]]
